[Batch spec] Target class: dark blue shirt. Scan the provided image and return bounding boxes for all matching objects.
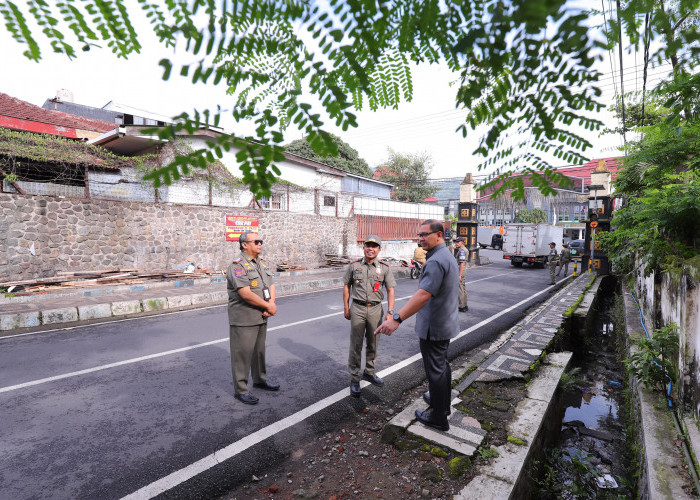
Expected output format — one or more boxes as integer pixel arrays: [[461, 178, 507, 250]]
[[416, 243, 459, 340]]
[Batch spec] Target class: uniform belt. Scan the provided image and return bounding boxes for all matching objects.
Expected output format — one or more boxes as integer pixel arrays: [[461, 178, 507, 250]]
[[353, 299, 381, 307]]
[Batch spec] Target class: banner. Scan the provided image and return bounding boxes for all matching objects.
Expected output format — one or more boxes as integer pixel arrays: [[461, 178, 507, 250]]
[[225, 216, 259, 241]]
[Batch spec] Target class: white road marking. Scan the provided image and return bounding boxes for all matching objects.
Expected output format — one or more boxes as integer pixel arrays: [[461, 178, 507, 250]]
[[0, 271, 526, 395], [120, 280, 559, 499]]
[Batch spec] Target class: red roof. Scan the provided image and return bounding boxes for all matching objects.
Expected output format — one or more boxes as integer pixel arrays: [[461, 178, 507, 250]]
[[0, 92, 117, 138], [424, 196, 438, 202], [553, 157, 620, 186]]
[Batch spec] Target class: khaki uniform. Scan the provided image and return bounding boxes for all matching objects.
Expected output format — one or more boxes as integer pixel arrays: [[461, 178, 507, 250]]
[[413, 246, 427, 265], [548, 247, 558, 284], [454, 246, 468, 309], [226, 252, 275, 395], [557, 247, 571, 276], [344, 258, 396, 382]]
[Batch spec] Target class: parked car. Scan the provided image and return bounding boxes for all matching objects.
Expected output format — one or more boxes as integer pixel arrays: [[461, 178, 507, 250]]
[[569, 239, 586, 260]]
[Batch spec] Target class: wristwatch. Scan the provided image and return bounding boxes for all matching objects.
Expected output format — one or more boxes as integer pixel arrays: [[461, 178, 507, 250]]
[[387, 309, 394, 315], [392, 313, 403, 324]]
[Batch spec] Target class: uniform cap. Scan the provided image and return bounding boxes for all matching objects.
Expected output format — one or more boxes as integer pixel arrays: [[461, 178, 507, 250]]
[[550, 242, 556, 246], [454, 236, 465, 242], [365, 235, 382, 246]]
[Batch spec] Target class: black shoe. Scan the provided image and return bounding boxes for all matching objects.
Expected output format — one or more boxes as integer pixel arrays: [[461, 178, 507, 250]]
[[422, 392, 452, 415], [415, 408, 449, 432], [362, 372, 384, 386], [253, 380, 280, 391], [235, 393, 259, 405], [459, 306, 468, 312], [350, 381, 361, 398]]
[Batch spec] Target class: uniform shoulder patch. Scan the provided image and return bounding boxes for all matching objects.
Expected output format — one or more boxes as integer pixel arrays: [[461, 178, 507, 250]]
[[379, 260, 390, 266], [231, 258, 242, 263], [351, 259, 362, 263]]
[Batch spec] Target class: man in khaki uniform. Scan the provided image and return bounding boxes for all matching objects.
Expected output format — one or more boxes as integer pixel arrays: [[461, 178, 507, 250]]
[[557, 243, 571, 277], [453, 237, 468, 312], [226, 231, 279, 405], [343, 235, 396, 397], [413, 243, 427, 265]]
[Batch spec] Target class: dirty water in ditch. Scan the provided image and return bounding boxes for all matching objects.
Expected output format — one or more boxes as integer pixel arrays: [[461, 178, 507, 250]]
[[534, 277, 634, 498]]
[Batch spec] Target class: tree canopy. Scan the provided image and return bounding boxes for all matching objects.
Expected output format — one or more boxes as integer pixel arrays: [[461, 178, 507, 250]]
[[284, 134, 372, 177], [2, 0, 699, 197], [600, 73, 700, 278], [375, 150, 437, 203]]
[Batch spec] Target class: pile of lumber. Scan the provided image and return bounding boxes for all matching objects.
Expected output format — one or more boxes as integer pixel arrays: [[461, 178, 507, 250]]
[[1, 268, 219, 294], [324, 254, 354, 267], [276, 263, 307, 272]]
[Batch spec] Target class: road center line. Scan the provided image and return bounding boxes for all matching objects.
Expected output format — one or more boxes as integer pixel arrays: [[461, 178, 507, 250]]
[[0, 272, 514, 395], [120, 280, 558, 499]]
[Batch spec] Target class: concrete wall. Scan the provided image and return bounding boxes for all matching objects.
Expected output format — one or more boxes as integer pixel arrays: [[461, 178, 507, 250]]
[[0, 193, 357, 281], [634, 265, 700, 419]]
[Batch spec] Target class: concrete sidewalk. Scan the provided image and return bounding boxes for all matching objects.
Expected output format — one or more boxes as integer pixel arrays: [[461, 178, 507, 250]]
[[0, 265, 409, 332]]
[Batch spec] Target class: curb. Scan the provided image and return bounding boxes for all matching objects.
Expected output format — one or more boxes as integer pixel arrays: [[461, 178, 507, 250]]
[[0, 268, 410, 332]]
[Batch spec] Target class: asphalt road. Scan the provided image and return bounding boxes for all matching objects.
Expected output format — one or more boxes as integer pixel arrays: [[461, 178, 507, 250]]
[[0, 250, 562, 499]]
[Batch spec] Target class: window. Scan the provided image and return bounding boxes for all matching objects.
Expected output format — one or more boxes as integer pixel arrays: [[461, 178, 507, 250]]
[[323, 195, 336, 207], [258, 193, 284, 210]]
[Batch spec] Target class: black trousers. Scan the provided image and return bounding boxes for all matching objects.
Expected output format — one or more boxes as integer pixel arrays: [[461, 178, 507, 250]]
[[419, 333, 451, 418]]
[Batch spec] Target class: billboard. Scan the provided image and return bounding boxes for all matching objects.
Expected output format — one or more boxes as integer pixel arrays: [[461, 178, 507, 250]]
[[225, 216, 259, 241]]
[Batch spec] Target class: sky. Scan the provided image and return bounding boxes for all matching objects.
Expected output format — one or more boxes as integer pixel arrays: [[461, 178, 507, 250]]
[[0, 2, 669, 182]]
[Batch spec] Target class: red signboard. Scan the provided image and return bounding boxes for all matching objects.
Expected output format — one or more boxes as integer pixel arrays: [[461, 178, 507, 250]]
[[226, 216, 259, 241]]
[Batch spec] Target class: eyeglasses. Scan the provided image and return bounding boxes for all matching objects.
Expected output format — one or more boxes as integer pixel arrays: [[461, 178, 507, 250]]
[[244, 240, 263, 245], [417, 231, 439, 238]]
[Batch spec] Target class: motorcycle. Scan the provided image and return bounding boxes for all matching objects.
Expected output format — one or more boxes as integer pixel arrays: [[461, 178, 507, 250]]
[[409, 259, 423, 279]]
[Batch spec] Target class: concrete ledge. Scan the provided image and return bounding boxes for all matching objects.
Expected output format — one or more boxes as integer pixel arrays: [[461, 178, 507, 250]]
[[209, 290, 228, 303], [78, 304, 112, 321], [190, 293, 213, 306], [455, 352, 573, 499], [0, 314, 19, 331], [42, 307, 78, 325], [111, 300, 142, 317], [142, 298, 167, 312], [166, 295, 193, 309]]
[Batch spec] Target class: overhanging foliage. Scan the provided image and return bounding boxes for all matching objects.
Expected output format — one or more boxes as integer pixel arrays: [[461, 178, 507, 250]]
[[2, 0, 699, 197]]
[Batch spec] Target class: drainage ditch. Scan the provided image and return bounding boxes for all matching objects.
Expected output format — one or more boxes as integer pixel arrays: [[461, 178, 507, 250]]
[[532, 276, 636, 498]]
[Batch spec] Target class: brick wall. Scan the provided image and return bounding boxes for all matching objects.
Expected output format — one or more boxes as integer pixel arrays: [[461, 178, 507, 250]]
[[0, 193, 357, 281]]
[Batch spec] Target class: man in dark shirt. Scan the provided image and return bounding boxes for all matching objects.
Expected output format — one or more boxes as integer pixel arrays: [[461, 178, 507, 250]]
[[375, 219, 459, 431]]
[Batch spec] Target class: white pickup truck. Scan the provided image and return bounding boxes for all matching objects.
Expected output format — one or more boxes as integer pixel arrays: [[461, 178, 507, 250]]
[[502, 223, 563, 267]]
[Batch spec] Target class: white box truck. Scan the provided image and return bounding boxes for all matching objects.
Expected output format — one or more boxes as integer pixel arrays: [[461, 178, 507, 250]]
[[502, 223, 563, 267], [477, 227, 503, 250]]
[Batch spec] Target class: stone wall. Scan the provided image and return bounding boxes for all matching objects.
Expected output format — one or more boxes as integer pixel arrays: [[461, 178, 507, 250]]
[[0, 193, 357, 281]]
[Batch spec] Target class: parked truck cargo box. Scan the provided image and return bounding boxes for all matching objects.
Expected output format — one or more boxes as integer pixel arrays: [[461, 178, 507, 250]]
[[502, 223, 563, 267]]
